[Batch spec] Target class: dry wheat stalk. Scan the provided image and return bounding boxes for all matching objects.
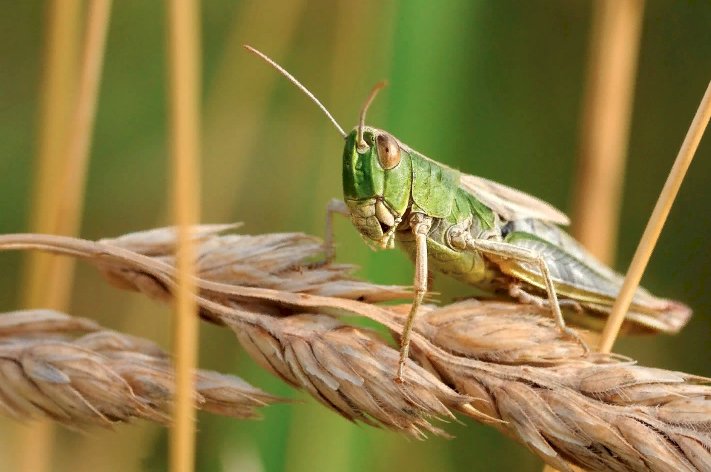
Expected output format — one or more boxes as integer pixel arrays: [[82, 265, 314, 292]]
[[0, 226, 708, 471], [0, 309, 280, 427]]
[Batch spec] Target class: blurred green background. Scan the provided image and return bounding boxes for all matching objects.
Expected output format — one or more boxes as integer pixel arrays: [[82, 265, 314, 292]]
[[0, 1, 710, 471]]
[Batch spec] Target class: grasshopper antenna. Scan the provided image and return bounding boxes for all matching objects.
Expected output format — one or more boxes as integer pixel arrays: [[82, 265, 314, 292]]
[[356, 81, 388, 151], [243, 45, 347, 138]]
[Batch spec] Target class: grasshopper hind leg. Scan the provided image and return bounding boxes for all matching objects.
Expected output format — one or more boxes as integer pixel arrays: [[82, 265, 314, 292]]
[[460, 237, 589, 352]]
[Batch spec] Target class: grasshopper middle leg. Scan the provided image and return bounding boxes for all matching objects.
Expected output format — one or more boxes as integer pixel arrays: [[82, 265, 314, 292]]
[[396, 213, 432, 382]]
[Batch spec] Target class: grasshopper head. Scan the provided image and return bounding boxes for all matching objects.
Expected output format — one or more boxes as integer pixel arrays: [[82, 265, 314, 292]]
[[342, 126, 412, 249]]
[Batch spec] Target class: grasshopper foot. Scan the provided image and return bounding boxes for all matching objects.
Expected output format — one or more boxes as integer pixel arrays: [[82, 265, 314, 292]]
[[395, 362, 406, 384], [323, 198, 349, 263], [510, 284, 589, 354], [395, 340, 410, 383], [561, 299, 585, 313], [560, 325, 590, 355], [322, 242, 336, 263]]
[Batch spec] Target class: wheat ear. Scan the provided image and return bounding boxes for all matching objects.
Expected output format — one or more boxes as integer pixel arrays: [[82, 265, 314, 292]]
[[0, 308, 280, 427], [0, 227, 708, 471]]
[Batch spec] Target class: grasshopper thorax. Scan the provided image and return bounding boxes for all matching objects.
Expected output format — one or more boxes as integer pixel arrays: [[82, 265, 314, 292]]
[[342, 126, 412, 249]]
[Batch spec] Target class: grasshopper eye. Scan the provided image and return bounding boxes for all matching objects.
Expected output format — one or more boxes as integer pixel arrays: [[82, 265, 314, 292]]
[[376, 133, 401, 169]]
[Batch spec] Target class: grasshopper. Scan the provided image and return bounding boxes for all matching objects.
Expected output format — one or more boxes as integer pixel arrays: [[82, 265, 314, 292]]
[[245, 46, 691, 381]]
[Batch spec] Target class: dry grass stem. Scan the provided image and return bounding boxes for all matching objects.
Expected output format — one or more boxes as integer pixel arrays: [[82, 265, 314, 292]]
[[599, 80, 711, 353], [0, 226, 708, 471], [50, 0, 112, 238], [571, 0, 645, 265], [166, 0, 201, 469], [0, 309, 279, 426], [21, 0, 82, 308]]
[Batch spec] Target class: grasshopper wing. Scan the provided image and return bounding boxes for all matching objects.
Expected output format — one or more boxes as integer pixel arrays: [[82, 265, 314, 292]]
[[459, 174, 570, 225], [493, 220, 692, 334]]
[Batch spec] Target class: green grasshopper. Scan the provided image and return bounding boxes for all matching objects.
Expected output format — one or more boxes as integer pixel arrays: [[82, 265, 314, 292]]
[[245, 46, 691, 381]]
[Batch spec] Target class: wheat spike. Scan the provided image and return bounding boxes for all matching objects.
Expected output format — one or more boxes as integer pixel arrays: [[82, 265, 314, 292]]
[[0, 227, 708, 471], [0, 309, 280, 427]]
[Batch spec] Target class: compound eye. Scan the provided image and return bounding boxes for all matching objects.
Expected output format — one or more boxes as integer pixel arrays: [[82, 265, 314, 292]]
[[376, 133, 401, 169]]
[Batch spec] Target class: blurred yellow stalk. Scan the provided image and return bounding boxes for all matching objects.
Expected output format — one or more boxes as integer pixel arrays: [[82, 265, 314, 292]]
[[552, 1, 645, 470], [571, 0, 645, 265], [17, 1, 112, 471], [166, 0, 202, 471]]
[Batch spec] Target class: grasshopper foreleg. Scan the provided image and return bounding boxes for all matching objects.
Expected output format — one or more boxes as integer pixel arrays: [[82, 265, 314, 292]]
[[461, 238, 588, 352], [396, 213, 432, 382], [323, 198, 350, 261]]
